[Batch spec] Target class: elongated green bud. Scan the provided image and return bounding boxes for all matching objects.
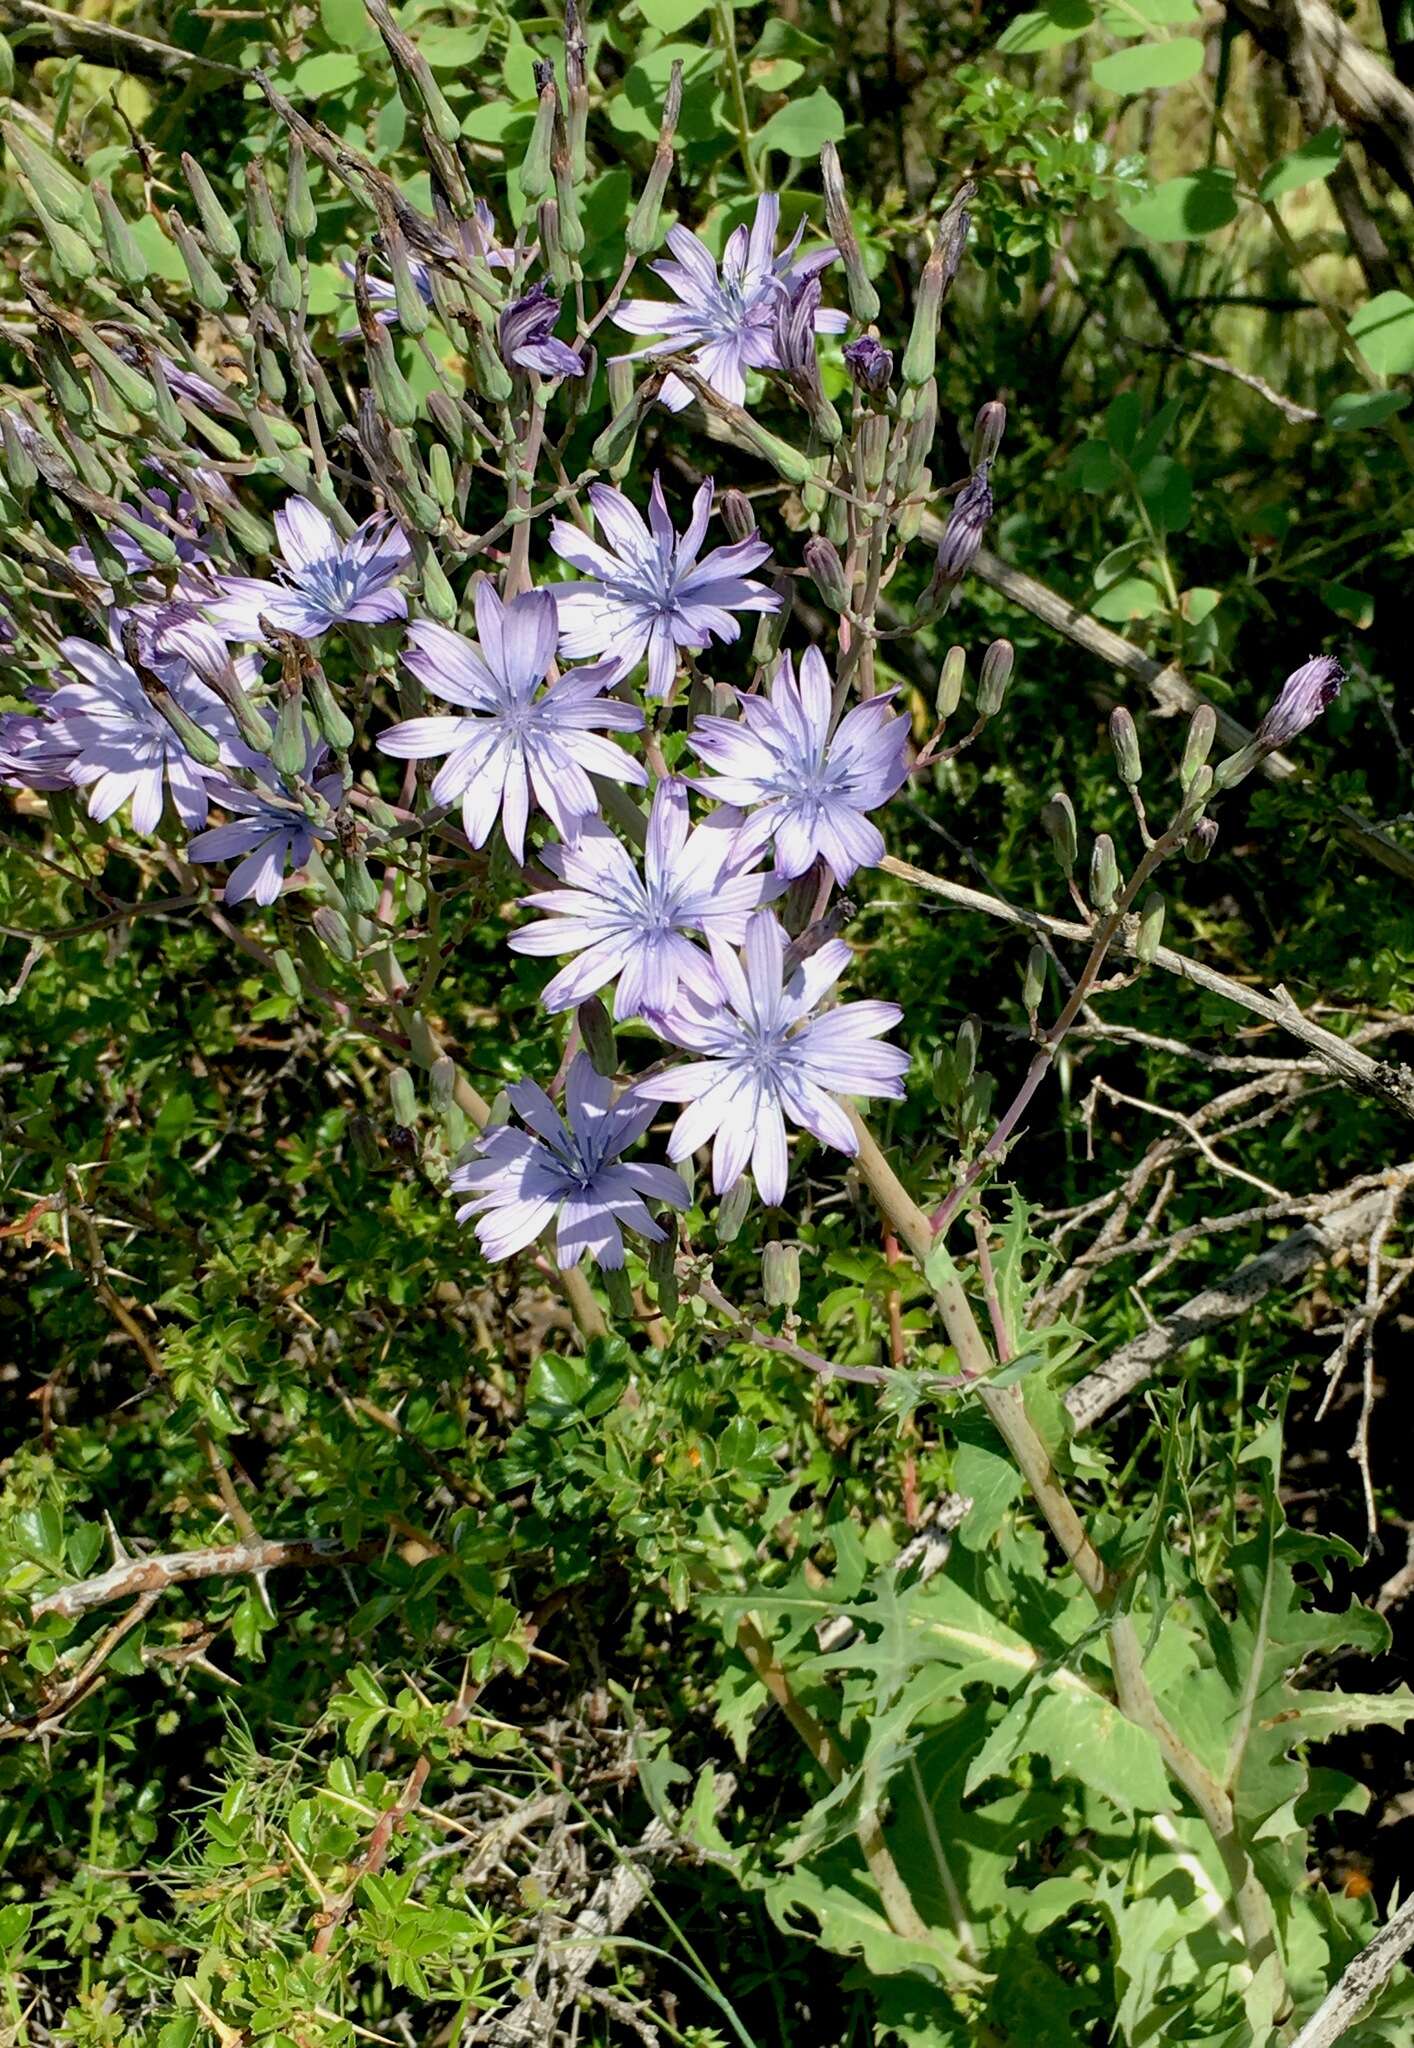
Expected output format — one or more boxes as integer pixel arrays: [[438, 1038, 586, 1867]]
[[1040, 789, 1078, 875], [762, 1240, 800, 1309], [271, 684, 308, 780], [649, 1230, 679, 1315], [308, 664, 355, 751], [1181, 703, 1216, 788], [79, 326, 156, 416], [368, 327, 419, 429], [1135, 892, 1165, 964], [820, 141, 879, 325], [287, 138, 316, 244], [752, 574, 793, 666], [936, 644, 966, 720], [5, 124, 91, 230], [181, 153, 242, 264], [1089, 833, 1120, 910], [1, 412, 35, 497], [554, 145, 585, 258], [29, 195, 96, 280], [521, 65, 558, 203], [273, 947, 302, 1000], [538, 198, 573, 292], [578, 996, 617, 1078], [93, 182, 148, 286], [169, 210, 229, 311], [626, 63, 682, 255], [565, 0, 590, 181], [243, 157, 284, 271], [468, 327, 514, 405], [430, 1056, 457, 1111], [388, 232, 430, 337], [717, 1177, 751, 1245], [146, 351, 186, 445], [977, 638, 1013, 718], [36, 331, 90, 421], [955, 1017, 980, 1086], [590, 369, 660, 472], [860, 411, 889, 493], [1022, 944, 1047, 1015], [420, 550, 458, 623], [902, 236, 947, 388], [899, 381, 938, 495], [313, 905, 355, 962], [428, 442, 455, 515], [1109, 705, 1142, 785], [344, 856, 379, 917], [0, 37, 14, 94], [111, 503, 179, 566]]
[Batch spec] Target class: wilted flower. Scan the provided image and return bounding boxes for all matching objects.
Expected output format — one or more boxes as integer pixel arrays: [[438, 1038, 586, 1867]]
[[934, 467, 993, 586], [0, 703, 80, 791], [1255, 656, 1345, 750], [842, 335, 893, 394], [508, 777, 779, 1017], [206, 498, 412, 643], [377, 583, 646, 862], [341, 204, 514, 329], [498, 283, 584, 378], [187, 770, 342, 906], [452, 1051, 688, 1268], [550, 476, 779, 699], [688, 648, 909, 885], [632, 910, 908, 1205], [615, 193, 846, 412], [47, 635, 236, 833]]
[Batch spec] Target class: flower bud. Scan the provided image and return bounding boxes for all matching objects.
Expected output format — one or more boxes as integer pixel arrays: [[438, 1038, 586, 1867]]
[[935, 467, 993, 586], [752, 574, 794, 665], [1135, 892, 1165, 963], [716, 1177, 751, 1244], [1089, 833, 1120, 909], [169, 209, 229, 311], [1181, 704, 1216, 788], [564, 0, 590, 179], [0, 37, 14, 96], [33, 200, 97, 280], [649, 1229, 679, 1315], [1254, 655, 1344, 752], [762, 1240, 800, 1308], [1, 412, 35, 498], [977, 638, 1013, 718], [899, 380, 937, 494], [902, 227, 955, 388], [4, 124, 91, 230], [271, 682, 308, 781], [273, 947, 302, 1000], [287, 138, 317, 244], [627, 62, 683, 255], [430, 1055, 457, 1110], [308, 664, 355, 752], [955, 1016, 980, 1086], [389, 1066, 418, 1126], [1184, 816, 1219, 863], [554, 147, 585, 259], [1041, 790, 1078, 875], [821, 141, 880, 325], [368, 325, 419, 430], [520, 64, 558, 203], [804, 536, 849, 613], [577, 996, 617, 1078], [719, 488, 756, 543], [842, 335, 893, 396], [859, 412, 890, 494], [1109, 705, 1142, 785], [93, 182, 148, 287], [1022, 944, 1047, 1015], [181, 152, 242, 263], [936, 644, 966, 720], [420, 550, 458, 624], [386, 231, 431, 338], [970, 400, 1006, 469]]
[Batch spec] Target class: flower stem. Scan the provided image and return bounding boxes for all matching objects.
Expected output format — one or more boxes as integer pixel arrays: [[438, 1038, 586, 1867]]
[[715, 0, 762, 193]]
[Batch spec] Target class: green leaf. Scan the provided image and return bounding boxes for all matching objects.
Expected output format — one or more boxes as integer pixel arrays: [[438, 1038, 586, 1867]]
[[292, 50, 364, 95], [1348, 290, 1414, 376], [1320, 579, 1374, 627], [996, 0, 1094, 52], [1120, 169, 1238, 241], [525, 1353, 590, 1426], [320, 0, 376, 48], [1326, 389, 1410, 431], [418, 25, 490, 69], [638, 0, 713, 30], [1138, 454, 1192, 531], [1091, 38, 1203, 91], [1099, 0, 1198, 32], [1258, 124, 1343, 202], [753, 86, 847, 161], [966, 1674, 1171, 1814], [128, 213, 187, 284], [1092, 575, 1164, 620]]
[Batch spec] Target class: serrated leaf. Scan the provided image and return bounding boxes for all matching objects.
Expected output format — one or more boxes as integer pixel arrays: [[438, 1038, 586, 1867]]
[[966, 1671, 1171, 1813]]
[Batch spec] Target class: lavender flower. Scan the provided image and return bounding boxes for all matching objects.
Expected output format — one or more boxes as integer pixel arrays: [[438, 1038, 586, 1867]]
[[451, 1052, 688, 1268], [377, 583, 646, 862], [498, 284, 584, 378], [550, 477, 780, 699], [632, 911, 908, 1205], [1255, 656, 1345, 750], [47, 635, 237, 833], [206, 498, 411, 643], [688, 648, 909, 885], [615, 193, 846, 412], [0, 704, 80, 791], [508, 777, 780, 1017], [187, 771, 341, 906], [843, 335, 893, 395]]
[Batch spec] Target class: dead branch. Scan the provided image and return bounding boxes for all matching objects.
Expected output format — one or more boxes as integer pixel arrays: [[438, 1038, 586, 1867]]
[[29, 1535, 384, 1621]]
